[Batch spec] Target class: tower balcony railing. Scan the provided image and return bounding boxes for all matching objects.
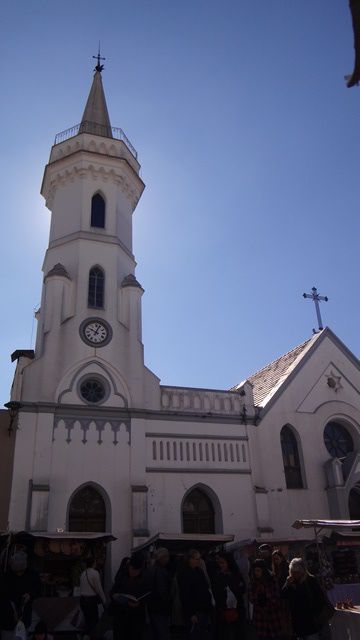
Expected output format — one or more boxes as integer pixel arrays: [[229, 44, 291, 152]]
[[54, 121, 137, 159]]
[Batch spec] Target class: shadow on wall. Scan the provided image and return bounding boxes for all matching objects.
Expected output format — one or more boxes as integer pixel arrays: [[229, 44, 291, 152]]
[[0, 410, 15, 530]]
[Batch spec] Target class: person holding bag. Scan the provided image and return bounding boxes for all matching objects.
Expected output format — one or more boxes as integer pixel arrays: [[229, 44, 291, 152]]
[[79, 557, 106, 638], [0, 551, 41, 640], [212, 552, 246, 640]]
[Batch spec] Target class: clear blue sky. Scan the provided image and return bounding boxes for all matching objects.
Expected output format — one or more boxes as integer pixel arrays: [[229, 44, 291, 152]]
[[1, 0, 359, 405]]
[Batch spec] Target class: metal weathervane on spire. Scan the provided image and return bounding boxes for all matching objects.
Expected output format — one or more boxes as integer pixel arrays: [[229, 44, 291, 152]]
[[303, 286, 328, 333], [93, 43, 105, 72]]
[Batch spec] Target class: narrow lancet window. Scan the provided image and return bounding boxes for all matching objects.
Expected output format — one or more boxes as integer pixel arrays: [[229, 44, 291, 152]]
[[91, 193, 105, 228], [88, 266, 104, 308], [281, 425, 303, 489]]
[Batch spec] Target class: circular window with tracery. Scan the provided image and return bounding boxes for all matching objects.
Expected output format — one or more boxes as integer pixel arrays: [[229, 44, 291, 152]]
[[78, 376, 109, 404], [323, 421, 354, 459]]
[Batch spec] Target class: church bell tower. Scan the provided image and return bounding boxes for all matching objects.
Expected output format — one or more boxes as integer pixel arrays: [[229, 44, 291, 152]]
[[8, 60, 160, 544], [13, 60, 157, 409]]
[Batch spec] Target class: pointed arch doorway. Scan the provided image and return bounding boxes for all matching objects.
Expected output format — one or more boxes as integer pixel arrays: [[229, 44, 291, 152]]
[[68, 484, 106, 533]]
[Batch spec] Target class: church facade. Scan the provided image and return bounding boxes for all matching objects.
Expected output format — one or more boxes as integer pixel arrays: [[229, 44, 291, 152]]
[[6, 66, 360, 573]]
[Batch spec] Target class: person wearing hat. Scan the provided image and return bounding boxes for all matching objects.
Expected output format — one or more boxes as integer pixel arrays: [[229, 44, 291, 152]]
[[110, 552, 151, 640], [147, 548, 172, 640], [249, 558, 282, 640], [0, 551, 41, 639]]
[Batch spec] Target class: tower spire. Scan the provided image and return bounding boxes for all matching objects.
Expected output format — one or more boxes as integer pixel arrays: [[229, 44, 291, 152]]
[[79, 48, 112, 138], [93, 42, 105, 73]]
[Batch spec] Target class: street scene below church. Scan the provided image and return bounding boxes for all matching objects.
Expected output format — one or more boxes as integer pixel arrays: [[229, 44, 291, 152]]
[[1, 525, 360, 640]]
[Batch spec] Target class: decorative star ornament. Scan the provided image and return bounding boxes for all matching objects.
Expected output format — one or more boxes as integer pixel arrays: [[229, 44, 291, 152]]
[[326, 371, 343, 393]]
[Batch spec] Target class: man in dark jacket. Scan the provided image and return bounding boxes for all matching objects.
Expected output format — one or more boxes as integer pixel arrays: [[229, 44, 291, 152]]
[[110, 552, 151, 640], [147, 547, 172, 640], [282, 557, 334, 640]]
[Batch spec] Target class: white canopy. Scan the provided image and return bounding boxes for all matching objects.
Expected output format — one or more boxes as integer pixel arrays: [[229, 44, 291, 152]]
[[132, 532, 234, 553], [293, 519, 360, 530]]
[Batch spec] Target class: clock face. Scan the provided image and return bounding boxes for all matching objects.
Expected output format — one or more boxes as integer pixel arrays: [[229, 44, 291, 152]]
[[79, 318, 112, 347]]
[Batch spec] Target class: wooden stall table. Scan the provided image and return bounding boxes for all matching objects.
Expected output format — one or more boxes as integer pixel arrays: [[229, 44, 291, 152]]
[[32, 597, 80, 634], [331, 607, 360, 640]]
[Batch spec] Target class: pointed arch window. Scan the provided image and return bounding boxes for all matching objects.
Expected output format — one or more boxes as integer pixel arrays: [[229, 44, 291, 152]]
[[68, 485, 106, 532], [88, 266, 104, 308], [91, 193, 105, 228], [281, 425, 304, 489], [182, 488, 215, 534]]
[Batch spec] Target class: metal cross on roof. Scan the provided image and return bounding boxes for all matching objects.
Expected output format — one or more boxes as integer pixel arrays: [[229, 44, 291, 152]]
[[303, 286, 328, 332], [93, 43, 105, 73]]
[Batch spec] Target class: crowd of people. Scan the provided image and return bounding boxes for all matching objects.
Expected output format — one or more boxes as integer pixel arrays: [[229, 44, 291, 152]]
[[0, 543, 335, 640]]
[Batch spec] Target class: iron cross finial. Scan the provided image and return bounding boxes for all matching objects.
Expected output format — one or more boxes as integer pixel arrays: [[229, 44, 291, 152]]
[[303, 286, 328, 333], [93, 42, 105, 72]]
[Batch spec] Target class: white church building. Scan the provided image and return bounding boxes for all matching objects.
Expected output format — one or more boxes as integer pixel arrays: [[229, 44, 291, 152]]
[[6, 64, 360, 573]]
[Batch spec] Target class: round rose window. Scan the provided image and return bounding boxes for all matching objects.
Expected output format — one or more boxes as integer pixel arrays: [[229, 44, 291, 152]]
[[80, 378, 106, 404], [323, 421, 354, 458]]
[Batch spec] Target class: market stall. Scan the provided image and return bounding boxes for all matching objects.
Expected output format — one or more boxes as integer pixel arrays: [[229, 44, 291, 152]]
[[132, 532, 234, 555], [330, 606, 360, 640], [0, 530, 115, 633], [292, 519, 360, 640], [292, 519, 360, 603]]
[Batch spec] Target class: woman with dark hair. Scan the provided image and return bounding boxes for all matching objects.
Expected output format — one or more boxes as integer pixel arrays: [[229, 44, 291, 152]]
[[148, 548, 172, 640], [272, 551, 289, 590], [177, 549, 214, 640], [249, 559, 282, 640], [211, 552, 246, 640], [272, 551, 291, 639], [79, 556, 106, 638], [0, 551, 41, 640], [110, 552, 151, 640]]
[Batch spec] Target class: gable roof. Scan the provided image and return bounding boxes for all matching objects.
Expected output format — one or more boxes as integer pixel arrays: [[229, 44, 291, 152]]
[[232, 327, 360, 414], [231, 331, 325, 409], [248, 335, 318, 406]]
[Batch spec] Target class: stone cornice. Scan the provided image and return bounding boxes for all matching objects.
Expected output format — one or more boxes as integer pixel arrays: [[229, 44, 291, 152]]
[[42, 151, 145, 211], [17, 401, 260, 425], [46, 230, 135, 261]]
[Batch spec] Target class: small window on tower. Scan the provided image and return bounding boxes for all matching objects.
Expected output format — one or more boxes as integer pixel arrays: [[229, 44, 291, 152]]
[[88, 266, 104, 308], [91, 193, 105, 228]]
